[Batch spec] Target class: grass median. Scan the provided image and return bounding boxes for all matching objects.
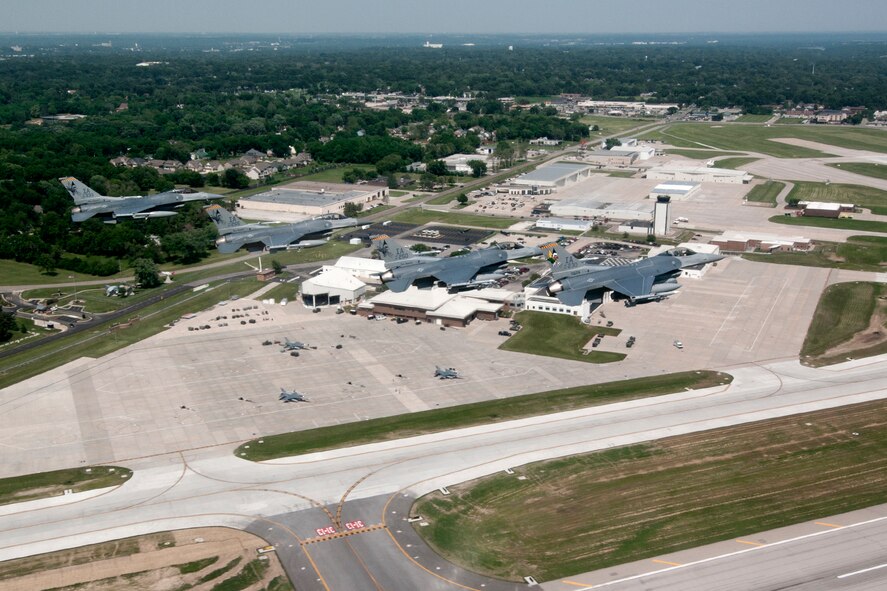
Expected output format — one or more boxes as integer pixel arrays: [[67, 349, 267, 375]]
[[0, 466, 131, 506], [236, 370, 731, 461], [744, 180, 784, 206], [743, 235, 887, 273], [414, 398, 887, 581], [769, 214, 887, 233], [801, 281, 886, 365]]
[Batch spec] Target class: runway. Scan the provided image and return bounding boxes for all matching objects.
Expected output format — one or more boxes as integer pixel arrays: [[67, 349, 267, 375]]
[[1, 355, 887, 589]]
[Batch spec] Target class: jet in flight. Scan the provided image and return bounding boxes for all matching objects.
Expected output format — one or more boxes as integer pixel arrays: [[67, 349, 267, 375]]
[[434, 366, 460, 379], [545, 246, 723, 306], [206, 205, 359, 254], [373, 236, 542, 292], [279, 388, 309, 403], [61, 177, 217, 223]]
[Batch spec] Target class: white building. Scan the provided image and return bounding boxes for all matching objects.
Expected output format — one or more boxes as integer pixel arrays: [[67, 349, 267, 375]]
[[513, 162, 592, 189], [300, 268, 367, 308], [443, 153, 491, 174], [238, 181, 387, 217], [551, 198, 652, 222], [534, 218, 594, 232], [650, 181, 700, 200], [608, 144, 656, 161], [646, 166, 752, 184]]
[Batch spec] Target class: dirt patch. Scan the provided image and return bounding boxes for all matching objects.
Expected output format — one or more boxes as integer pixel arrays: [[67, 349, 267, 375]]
[[821, 296, 887, 358], [0, 528, 291, 591]]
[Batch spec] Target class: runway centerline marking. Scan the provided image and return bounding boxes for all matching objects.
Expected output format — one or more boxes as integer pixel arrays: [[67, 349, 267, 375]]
[[838, 562, 887, 579]]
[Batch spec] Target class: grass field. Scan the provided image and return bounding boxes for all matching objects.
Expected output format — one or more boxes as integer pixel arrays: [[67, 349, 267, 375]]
[[295, 164, 375, 184], [801, 281, 884, 360], [769, 214, 887, 233], [744, 180, 785, 206], [580, 115, 657, 137], [641, 123, 887, 158], [260, 280, 300, 303], [499, 311, 625, 363], [391, 208, 519, 229], [827, 161, 887, 182], [0, 277, 264, 390], [237, 370, 730, 461], [0, 259, 129, 287], [715, 156, 760, 170], [0, 466, 131, 506], [414, 398, 887, 581], [664, 149, 743, 159], [734, 114, 773, 123], [743, 235, 887, 273], [787, 181, 887, 215], [22, 283, 179, 315]]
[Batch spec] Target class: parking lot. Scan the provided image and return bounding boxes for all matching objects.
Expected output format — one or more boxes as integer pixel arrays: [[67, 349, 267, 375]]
[[0, 257, 829, 477]]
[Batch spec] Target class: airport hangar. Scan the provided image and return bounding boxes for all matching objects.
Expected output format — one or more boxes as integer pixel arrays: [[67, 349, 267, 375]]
[[236, 180, 388, 218]]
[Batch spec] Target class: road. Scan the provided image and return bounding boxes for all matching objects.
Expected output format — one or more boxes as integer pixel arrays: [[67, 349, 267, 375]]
[[1, 355, 886, 590]]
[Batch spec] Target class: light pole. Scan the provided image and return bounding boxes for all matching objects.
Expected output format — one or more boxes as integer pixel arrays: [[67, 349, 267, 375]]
[[68, 275, 78, 304]]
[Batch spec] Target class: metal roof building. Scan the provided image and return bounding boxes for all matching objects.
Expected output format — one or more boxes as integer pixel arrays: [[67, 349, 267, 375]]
[[513, 162, 593, 188]]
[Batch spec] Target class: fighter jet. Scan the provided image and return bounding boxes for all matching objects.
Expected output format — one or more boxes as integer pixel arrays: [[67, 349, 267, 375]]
[[206, 205, 359, 254], [281, 338, 309, 352], [279, 388, 309, 403], [61, 177, 217, 223], [545, 246, 723, 307], [434, 366, 460, 379], [373, 236, 542, 293]]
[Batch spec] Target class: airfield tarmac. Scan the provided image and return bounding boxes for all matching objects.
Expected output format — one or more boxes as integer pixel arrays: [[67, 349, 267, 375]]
[[0, 257, 833, 478]]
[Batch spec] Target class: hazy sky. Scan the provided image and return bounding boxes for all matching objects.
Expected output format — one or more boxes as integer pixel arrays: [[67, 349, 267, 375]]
[[4, 0, 887, 34]]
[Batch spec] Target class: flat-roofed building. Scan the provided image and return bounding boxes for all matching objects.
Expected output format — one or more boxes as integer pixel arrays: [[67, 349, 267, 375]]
[[443, 153, 492, 174], [551, 198, 652, 222], [300, 268, 367, 308], [237, 181, 387, 217], [646, 166, 752, 184], [583, 149, 638, 167], [513, 162, 592, 188], [650, 181, 700, 200], [711, 231, 812, 252], [534, 217, 594, 232], [798, 201, 854, 218]]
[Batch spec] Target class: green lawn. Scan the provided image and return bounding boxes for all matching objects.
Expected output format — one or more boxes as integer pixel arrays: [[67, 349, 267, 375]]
[[769, 215, 887, 234], [744, 180, 785, 206], [665, 149, 744, 160], [391, 209, 519, 229], [715, 156, 760, 170], [260, 281, 300, 303], [0, 277, 264, 389], [743, 235, 887, 273], [22, 283, 178, 315], [413, 399, 887, 581], [801, 282, 884, 359], [296, 164, 375, 184], [641, 123, 887, 158], [389, 190, 409, 197], [827, 162, 887, 182], [500, 311, 625, 363], [237, 370, 731, 461], [786, 181, 887, 215], [580, 115, 658, 136], [735, 114, 773, 123], [0, 259, 129, 287], [0, 466, 131, 506]]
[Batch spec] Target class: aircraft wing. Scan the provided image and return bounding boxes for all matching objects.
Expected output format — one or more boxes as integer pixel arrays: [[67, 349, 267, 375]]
[[264, 231, 298, 251], [604, 275, 655, 299], [431, 265, 478, 286], [556, 288, 589, 307], [386, 274, 417, 293], [103, 199, 152, 218]]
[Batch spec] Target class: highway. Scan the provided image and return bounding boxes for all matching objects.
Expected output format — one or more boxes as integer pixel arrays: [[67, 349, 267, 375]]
[[1, 355, 887, 589]]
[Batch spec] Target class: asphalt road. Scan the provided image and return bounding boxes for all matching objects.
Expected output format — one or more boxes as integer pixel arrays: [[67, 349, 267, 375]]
[[1, 356, 886, 590]]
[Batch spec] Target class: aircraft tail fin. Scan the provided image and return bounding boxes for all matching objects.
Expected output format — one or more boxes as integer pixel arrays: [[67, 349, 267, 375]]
[[550, 245, 582, 272], [372, 235, 413, 264], [59, 177, 107, 204], [205, 204, 244, 234]]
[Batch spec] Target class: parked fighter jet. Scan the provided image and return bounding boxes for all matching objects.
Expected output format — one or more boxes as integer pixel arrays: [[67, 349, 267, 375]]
[[206, 205, 359, 254], [61, 177, 216, 223], [545, 246, 723, 306], [434, 366, 460, 379], [279, 388, 309, 403], [373, 236, 542, 292], [281, 338, 309, 352]]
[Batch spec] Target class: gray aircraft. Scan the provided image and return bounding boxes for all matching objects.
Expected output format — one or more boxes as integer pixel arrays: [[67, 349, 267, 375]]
[[545, 246, 723, 306], [434, 366, 459, 379], [206, 204, 359, 254], [279, 388, 309, 403], [281, 338, 309, 352], [61, 177, 216, 223], [373, 236, 543, 292]]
